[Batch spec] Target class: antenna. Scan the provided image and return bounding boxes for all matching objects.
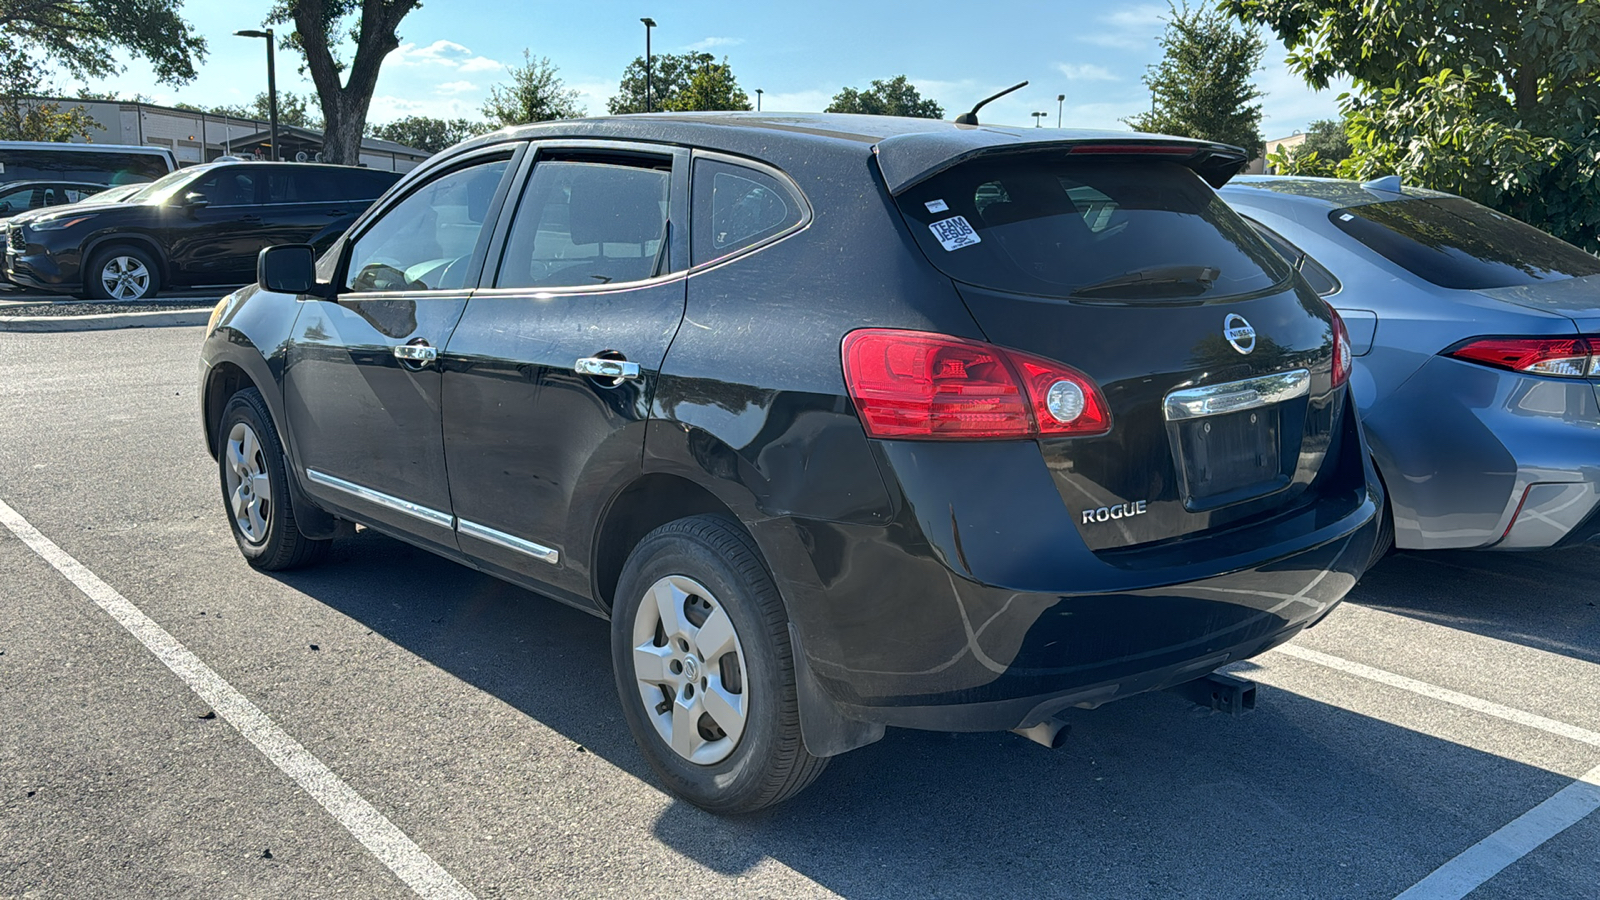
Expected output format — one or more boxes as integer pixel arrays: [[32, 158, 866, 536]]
[[954, 81, 1029, 126]]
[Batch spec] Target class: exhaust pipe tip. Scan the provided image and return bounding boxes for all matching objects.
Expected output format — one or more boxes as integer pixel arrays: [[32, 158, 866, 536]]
[[1011, 717, 1070, 749]]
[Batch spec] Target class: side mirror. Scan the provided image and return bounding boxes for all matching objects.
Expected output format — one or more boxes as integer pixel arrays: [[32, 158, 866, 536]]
[[258, 244, 321, 295], [180, 191, 209, 209]]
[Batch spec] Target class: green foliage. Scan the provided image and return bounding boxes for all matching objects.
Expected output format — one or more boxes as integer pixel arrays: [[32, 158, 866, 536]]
[[1124, 2, 1265, 154], [370, 116, 493, 154], [483, 52, 586, 125], [1267, 119, 1351, 176], [1300, 118, 1351, 164], [0, 0, 206, 86], [0, 54, 102, 141], [201, 92, 324, 129], [609, 52, 751, 114], [268, 0, 422, 164], [825, 76, 944, 118], [1225, 0, 1600, 250]]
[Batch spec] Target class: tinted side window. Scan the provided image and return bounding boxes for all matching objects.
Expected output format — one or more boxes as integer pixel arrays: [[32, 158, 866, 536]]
[[1243, 217, 1341, 296], [0, 149, 169, 185], [190, 169, 260, 206], [1330, 197, 1600, 289], [346, 169, 402, 200], [495, 158, 670, 289], [691, 159, 804, 265], [344, 157, 510, 293]]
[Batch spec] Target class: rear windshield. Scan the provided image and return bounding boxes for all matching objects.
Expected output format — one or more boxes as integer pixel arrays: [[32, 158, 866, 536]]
[[897, 158, 1291, 301], [1330, 197, 1600, 290]]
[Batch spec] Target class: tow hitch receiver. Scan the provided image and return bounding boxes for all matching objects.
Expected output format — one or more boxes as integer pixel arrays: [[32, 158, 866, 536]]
[[1166, 671, 1257, 716]]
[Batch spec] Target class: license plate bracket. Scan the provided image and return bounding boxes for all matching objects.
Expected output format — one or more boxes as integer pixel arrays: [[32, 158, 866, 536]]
[[1172, 407, 1285, 508]]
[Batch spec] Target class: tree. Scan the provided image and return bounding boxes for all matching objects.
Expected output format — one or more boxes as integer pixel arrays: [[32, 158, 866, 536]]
[[825, 76, 943, 118], [662, 58, 750, 112], [1225, 0, 1600, 250], [1125, 2, 1265, 155], [369, 116, 492, 154], [193, 92, 323, 129], [608, 52, 751, 114], [0, 0, 206, 86], [0, 56, 101, 141], [483, 52, 585, 126], [267, 0, 422, 165], [1268, 118, 1351, 176]]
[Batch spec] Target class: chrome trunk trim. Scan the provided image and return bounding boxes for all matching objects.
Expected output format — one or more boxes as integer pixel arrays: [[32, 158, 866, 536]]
[[1163, 368, 1311, 421]]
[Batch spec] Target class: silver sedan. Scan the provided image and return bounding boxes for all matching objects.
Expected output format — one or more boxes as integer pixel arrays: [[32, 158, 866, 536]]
[[1222, 175, 1600, 553]]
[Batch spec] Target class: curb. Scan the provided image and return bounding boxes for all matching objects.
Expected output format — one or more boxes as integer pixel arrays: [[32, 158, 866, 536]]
[[0, 309, 211, 333]]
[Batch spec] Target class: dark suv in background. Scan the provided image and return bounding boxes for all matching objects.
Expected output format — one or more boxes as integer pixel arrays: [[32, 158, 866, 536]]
[[200, 113, 1380, 813], [7, 160, 400, 300]]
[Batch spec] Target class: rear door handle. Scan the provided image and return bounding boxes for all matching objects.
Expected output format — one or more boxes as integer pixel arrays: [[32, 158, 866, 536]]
[[574, 357, 640, 380], [324, 209, 348, 217], [394, 343, 438, 362]]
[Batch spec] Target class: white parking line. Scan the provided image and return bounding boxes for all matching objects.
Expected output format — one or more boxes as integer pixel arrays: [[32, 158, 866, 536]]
[[1273, 643, 1600, 899], [0, 498, 476, 900]]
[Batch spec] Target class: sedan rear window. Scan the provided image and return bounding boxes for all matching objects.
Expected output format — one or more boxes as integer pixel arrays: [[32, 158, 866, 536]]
[[897, 158, 1291, 301], [1329, 197, 1600, 290]]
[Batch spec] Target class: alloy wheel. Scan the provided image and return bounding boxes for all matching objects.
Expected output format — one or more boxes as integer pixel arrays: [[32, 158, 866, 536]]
[[631, 574, 749, 765], [100, 255, 151, 300], [224, 421, 273, 544]]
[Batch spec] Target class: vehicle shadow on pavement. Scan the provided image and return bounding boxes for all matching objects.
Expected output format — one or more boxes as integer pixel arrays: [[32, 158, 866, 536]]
[[1353, 547, 1600, 665], [266, 529, 1587, 900]]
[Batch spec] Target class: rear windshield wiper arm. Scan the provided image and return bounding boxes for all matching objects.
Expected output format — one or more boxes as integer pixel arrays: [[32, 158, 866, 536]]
[[1072, 265, 1221, 298]]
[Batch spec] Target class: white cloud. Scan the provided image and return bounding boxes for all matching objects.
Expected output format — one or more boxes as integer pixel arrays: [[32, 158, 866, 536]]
[[686, 36, 744, 51], [367, 94, 485, 123], [1256, 47, 1350, 140], [753, 88, 834, 113], [387, 40, 501, 74], [435, 81, 476, 95], [1057, 63, 1117, 81], [1079, 3, 1168, 49]]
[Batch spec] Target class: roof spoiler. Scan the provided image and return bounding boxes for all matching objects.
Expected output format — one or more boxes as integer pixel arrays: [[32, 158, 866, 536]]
[[876, 134, 1252, 194]]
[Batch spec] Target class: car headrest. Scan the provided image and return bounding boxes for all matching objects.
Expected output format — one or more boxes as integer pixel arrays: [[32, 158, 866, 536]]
[[567, 167, 667, 246]]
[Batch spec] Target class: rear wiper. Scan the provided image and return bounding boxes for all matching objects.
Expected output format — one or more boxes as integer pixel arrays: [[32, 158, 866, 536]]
[[1072, 265, 1221, 298]]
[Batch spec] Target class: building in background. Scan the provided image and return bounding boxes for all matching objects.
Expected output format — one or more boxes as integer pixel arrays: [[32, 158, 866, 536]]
[[19, 96, 427, 172]]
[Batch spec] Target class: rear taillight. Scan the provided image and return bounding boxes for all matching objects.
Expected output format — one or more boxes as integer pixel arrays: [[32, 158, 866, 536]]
[[1447, 337, 1594, 378], [841, 329, 1111, 440], [1330, 308, 1352, 388]]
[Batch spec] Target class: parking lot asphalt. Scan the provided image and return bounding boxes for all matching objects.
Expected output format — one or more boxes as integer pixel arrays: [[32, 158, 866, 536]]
[[2, 326, 1597, 899]]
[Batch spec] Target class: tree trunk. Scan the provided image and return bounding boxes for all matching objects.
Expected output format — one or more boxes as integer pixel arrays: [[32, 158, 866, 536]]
[[288, 0, 414, 166]]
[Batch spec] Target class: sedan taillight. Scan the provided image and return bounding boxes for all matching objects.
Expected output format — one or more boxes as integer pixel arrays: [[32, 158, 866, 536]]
[[1447, 337, 1594, 378], [1330, 308, 1352, 388], [841, 329, 1111, 440]]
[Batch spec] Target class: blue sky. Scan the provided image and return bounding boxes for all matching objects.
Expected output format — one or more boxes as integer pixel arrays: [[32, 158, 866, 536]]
[[83, 0, 1348, 139]]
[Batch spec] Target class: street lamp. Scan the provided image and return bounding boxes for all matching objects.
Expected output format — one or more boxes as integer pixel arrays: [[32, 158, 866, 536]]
[[1057, 94, 1064, 128], [1031, 111, 1048, 127], [755, 88, 763, 112], [640, 18, 656, 113], [234, 28, 278, 161]]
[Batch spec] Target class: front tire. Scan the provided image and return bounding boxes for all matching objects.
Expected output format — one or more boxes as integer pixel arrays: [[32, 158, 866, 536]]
[[217, 388, 330, 570], [611, 515, 827, 813], [86, 245, 161, 301]]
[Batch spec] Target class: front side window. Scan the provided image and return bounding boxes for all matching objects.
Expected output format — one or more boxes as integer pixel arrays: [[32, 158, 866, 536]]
[[691, 159, 804, 265], [898, 158, 1292, 301], [344, 156, 510, 293], [189, 169, 260, 206], [494, 158, 670, 289], [1329, 197, 1600, 290]]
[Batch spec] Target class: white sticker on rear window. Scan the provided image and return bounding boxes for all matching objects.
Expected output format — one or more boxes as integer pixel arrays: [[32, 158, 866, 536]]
[[1339, 213, 1355, 221], [929, 215, 981, 251], [924, 199, 949, 213]]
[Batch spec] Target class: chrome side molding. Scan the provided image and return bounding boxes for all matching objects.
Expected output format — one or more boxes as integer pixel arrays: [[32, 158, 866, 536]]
[[304, 469, 455, 529], [457, 519, 560, 565], [1163, 369, 1311, 422]]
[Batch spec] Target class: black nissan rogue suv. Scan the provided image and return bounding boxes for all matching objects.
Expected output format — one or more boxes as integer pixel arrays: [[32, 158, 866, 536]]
[[8, 160, 400, 300], [199, 114, 1380, 813]]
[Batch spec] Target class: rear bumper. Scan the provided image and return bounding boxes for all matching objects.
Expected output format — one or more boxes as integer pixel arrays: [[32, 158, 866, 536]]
[[1365, 355, 1600, 551], [753, 433, 1379, 733]]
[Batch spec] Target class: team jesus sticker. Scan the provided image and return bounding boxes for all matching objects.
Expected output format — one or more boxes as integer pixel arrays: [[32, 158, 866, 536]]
[[929, 215, 982, 251]]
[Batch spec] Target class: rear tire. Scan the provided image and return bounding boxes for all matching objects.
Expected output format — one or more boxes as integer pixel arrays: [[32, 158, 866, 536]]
[[611, 515, 827, 813], [86, 244, 161, 301], [217, 388, 330, 570]]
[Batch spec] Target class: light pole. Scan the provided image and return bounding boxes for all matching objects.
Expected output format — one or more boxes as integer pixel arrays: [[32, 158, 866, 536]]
[[640, 18, 656, 113], [1031, 111, 1048, 127], [234, 28, 278, 161], [1057, 94, 1064, 128], [755, 88, 763, 112]]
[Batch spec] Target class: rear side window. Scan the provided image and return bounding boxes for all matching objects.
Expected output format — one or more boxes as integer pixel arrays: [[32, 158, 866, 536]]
[[1330, 197, 1600, 290], [1243, 217, 1341, 296], [494, 158, 670, 289], [0, 148, 170, 185], [691, 159, 804, 265], [897, 158, 1291, 301]]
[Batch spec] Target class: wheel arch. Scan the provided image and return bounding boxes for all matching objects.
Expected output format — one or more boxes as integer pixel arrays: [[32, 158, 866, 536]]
[[82, 233, 169, 287]]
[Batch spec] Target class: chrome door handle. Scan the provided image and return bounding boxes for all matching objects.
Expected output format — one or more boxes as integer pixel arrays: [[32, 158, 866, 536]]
[[574, 357, 641, 380], [393, 344, 438, 362]]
